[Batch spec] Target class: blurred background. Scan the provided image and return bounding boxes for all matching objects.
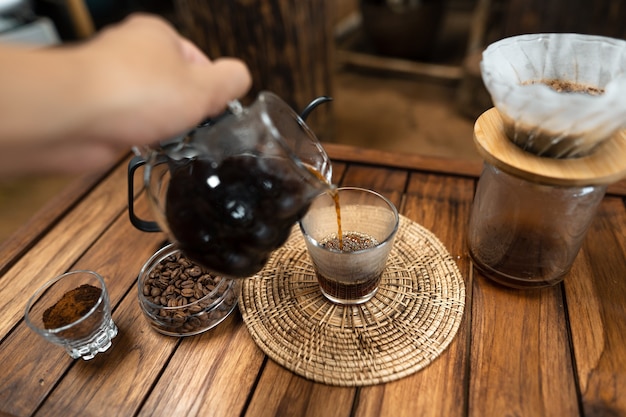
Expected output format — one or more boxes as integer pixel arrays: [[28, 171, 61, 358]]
[[1, 0, 624, 242]]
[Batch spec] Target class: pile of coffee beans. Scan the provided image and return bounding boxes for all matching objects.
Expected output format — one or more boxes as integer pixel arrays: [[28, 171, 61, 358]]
[[140, 250, 237, 335]]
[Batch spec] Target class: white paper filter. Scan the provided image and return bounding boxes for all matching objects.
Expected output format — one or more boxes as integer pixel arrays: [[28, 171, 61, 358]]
[[481, 33, 626, 158]]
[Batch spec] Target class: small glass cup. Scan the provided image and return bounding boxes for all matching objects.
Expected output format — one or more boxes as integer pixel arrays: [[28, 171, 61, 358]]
[[299, 187, 399, 304], [24, 270, 118, 360]]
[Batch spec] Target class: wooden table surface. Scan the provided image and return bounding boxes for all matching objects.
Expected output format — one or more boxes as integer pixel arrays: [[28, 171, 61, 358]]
[[1, 143, 624, 417]]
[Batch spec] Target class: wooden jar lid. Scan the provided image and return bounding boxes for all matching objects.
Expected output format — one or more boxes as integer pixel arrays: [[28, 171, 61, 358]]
[[473, 108, 626, 186]]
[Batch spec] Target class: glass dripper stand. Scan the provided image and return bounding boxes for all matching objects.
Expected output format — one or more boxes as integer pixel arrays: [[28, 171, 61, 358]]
[[468, 107, 626, 288], [467, 33, 626, 288]]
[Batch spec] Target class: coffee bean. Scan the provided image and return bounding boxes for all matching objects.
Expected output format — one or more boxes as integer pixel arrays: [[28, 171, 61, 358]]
[[180, 280, 194, 289], [187, 266, 202, 277]]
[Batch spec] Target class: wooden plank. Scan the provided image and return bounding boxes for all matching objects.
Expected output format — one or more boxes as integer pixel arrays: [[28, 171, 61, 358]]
[[339, 164, 409, 194], [325, 143, 626, 196], [355, 172, 475, 417], [136, 315, 264, 417], [0, 171, 103, 274], [469, 283, 578, 414], [323, 143, 483, 179], [0, 194, 167, 415], [336, 50, 464, 81], [0, 151, 129, 274], [331, 161, 348, 185], [35, 287, 178, 416], [4, 145, 618, 417], [246, 361, 355, 417], [0, 160, 134, 340], [565, 197, 626, 416], [0, 193, 166, 416], [607, 181, 626, 197], [0, 318, 70, 416]]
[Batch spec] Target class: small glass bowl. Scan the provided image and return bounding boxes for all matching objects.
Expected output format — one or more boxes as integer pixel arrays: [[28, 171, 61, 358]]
[[137, 244, 240, 337]]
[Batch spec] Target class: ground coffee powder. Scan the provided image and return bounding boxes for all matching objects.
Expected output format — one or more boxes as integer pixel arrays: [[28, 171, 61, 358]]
[[42, 284, 101, 329]]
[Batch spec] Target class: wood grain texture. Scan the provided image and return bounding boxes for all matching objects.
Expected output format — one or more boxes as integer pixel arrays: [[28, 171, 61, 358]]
[[0, 192, 165, 416], [474, 109, 626, 187], [174, 0, 335, 140], [0, 171, 103, 274], [246, 361, 355, 417], [324, 143, 483, 179], [469, 276, 579, 416], [355, 173, 475, 417], [0, 151, 129, 273], [324, 141, 626, 196], [137, 315, 264, 417], [565, 197, 626, 416], [0, 161, 132, 340], [1, 144, 623, 417], [339, 164, 409, 195], [35, 290, 178, 416]]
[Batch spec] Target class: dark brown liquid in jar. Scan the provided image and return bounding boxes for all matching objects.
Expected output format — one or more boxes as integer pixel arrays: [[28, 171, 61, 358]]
[[316, 232, 379, 299], [470, 225, 569, 287]]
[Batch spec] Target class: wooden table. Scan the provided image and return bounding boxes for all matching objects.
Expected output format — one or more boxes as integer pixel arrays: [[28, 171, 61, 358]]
[[1, 143, 625, 417]]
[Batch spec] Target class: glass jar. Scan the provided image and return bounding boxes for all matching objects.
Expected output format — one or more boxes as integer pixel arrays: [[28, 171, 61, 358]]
[[469, 108, 626, 289], [468, 162, 606, 288]]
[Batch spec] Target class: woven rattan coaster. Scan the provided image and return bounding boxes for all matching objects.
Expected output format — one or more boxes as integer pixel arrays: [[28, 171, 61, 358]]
[[239, 215, 465, 387]]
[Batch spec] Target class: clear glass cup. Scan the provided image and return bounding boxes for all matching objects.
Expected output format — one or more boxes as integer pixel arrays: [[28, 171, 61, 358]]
[[299, 187, 399, 304], [24, 270, 118, 360], [468, 163, 607, 288]]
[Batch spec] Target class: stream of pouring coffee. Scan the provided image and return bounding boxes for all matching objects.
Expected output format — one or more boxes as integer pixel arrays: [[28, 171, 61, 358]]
[[331, 189, 343, 250], [307, 166, 343, 250]]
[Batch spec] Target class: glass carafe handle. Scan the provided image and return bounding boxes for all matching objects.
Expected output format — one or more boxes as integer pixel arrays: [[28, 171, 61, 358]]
[[127, 155, 161, 232]]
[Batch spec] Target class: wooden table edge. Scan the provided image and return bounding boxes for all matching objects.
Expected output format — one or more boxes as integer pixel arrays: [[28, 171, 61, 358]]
[[0, 153, 128, 274], [323, 143, 626, 197]]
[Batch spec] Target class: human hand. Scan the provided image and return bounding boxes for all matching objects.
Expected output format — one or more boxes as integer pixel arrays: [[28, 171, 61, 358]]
[[79, 13, 252, 146], [0, 13, 252, 175]]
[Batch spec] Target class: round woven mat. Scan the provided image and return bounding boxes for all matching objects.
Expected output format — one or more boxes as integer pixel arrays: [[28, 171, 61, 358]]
[[239, 215, 465, 387]]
